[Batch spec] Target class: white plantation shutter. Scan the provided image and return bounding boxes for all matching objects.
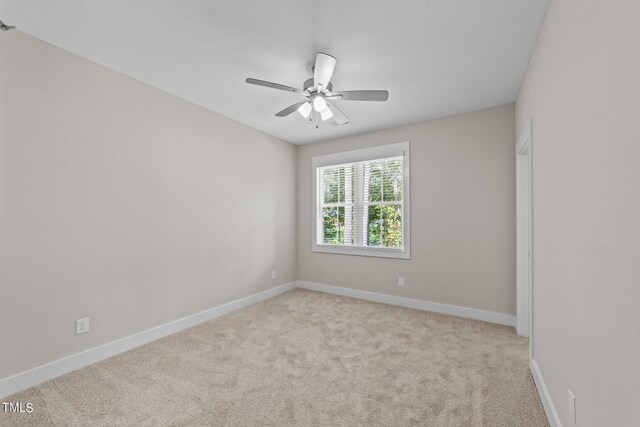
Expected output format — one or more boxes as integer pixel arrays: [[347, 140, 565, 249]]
[[312, 142, 410, 259]]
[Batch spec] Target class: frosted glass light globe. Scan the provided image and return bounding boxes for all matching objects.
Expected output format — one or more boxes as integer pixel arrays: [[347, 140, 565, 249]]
[[313, 95, 327, 112]]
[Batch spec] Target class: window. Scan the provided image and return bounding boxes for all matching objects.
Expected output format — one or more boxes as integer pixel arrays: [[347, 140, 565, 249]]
[[312, 142, 410, 259]]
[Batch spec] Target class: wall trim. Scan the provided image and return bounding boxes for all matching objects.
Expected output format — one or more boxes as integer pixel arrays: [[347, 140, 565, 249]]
[[1, 280, 519, 399], [0, 281, 296, 399], [296, 280, 516, 327], [530, 358, 562, 427]]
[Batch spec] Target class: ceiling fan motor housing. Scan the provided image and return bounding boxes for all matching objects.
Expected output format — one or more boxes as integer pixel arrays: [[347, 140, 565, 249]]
[[303, 78, 332, 93]]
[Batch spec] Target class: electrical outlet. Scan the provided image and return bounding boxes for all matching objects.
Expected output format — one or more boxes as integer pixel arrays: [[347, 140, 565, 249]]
[[568, 389, 576, 424], [76, 318, 89, 335], [271, 270, 276, 279], [398, 277, 405, 287]]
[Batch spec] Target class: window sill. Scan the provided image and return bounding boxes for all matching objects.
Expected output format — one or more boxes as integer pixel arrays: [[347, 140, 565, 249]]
[[312, 244, 411, 259]]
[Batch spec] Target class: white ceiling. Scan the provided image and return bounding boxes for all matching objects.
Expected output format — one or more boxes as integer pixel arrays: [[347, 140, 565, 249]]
[[0, 0, 548, 145]]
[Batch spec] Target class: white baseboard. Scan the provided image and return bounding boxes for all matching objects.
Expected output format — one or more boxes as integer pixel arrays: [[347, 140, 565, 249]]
[[1, 280, 517, 399], [296, 280, 516, 327], [530, 359, 562, 427], [0, 281, 296, 399]]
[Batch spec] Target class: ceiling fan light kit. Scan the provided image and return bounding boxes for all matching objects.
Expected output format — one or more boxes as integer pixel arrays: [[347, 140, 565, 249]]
[[320, 107, 333, 121], [312, 95, 327, 112], [246, 52, 389, 128], [297, 102, 312, 119]]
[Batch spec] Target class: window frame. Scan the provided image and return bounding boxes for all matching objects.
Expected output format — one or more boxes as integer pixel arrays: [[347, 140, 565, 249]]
[[311, 142, 411, 259]]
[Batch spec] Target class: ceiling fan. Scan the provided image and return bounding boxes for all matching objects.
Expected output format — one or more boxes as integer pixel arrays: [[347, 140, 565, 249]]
[[246, 52, 389, 127]]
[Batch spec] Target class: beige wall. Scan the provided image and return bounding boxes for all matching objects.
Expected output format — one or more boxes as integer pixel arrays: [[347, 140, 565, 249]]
[[0, 31, 297, 379], [516, 0, 640, 425], [297, 105, 517, 316], [13, 7, 639, 424]]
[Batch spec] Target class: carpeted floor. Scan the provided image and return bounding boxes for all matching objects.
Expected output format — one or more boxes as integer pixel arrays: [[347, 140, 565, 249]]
[[1, 289, 548, 426]]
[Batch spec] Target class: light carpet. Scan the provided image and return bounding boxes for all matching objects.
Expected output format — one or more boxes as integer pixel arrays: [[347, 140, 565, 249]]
[[0, 289, 548, 426]]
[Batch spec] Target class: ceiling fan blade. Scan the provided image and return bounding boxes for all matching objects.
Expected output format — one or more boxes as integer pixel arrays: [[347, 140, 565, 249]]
[[275, 101, 309, 117], [332, 90, 389, 101], [313, 53, 336, 90], [246, 78, 305, 95], [327, 102, 350, 125]]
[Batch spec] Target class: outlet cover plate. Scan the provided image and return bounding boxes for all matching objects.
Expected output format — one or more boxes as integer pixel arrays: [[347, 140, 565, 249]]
[[76, 318, 90, 335]]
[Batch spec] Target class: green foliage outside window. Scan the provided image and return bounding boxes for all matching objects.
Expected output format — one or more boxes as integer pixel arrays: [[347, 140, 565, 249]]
[[322, 207, 345, 244], [320, 158, 403, 249], [367, 205, 402, 248]]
